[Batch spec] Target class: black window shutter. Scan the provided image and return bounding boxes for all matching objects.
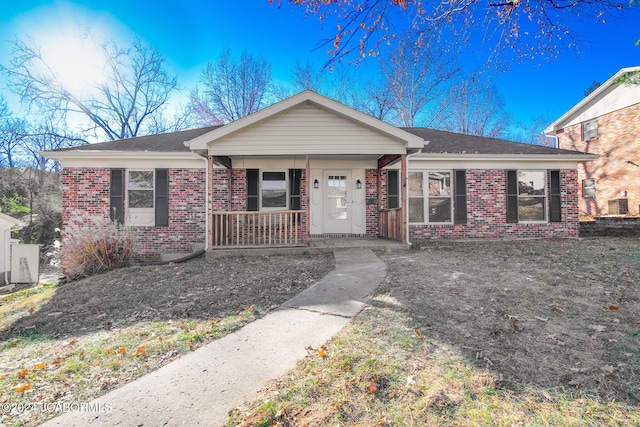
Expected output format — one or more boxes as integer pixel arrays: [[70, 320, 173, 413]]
[[506, 170, 518, 223], [155, 169, 169, 227], [386, 170, 399, 209], [549, 170, 562, 222], [289, 169, 302, 210], [246, 169, 259, 211], [109, 169, 124, 224], [454, 170, 467, 224]]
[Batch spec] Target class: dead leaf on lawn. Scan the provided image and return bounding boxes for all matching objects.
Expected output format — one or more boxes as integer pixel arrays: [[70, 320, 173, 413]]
[[414, 329, 424, 339], [18, 369, 29, 378], [135, 345, 146, 356], [116, 347, 126, 354], [15, 383, 31, 393], [603, 305, 619, 311], [368, 379, 378, 394]]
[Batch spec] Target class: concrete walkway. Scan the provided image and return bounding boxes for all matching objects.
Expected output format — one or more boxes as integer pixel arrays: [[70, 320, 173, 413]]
[[43, 248, 386, 427]]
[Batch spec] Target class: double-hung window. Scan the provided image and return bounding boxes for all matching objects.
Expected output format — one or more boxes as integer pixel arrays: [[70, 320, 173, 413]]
[[582, 179, 596, 197], [246, 169, 303, 212], [582, 119, 598, 141], [128, 170, 154, 209], [506, 170, 561, 223], [409, 170, 465, 224], [109, 168, 169, 227]]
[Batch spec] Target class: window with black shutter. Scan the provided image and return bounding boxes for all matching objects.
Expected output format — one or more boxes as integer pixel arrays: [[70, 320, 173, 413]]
[[246, 169, 259, 211], [155, 169, 169, 226], [506, 170, 518, 223], [549, 170, 561, 222], [110, 169, 124, 224], [454, 170, 467, 224]]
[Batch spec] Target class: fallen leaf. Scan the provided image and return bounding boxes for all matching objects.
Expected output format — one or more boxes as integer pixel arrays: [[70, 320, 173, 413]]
[[389, 390, 397, 398], [368, 380, 378, 394], [15, 383, 31, 393], [604, 305, 619, 311], [18, 369, 29, 378], [116, 347, 126, 354], [67, 338, 78, 346], [104, 348, 112, 354], [317, 345, 327, 358], [33, 363, 47, 371], [135, 346, 146, 356], [414, 329, 424, 340]]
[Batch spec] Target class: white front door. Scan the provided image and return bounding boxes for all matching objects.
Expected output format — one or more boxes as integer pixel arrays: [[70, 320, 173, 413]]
[[323, 171, 352, 234]]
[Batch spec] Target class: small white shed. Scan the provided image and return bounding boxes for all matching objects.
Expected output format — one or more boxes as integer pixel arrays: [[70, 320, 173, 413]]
[[0, 212, 27, 285]]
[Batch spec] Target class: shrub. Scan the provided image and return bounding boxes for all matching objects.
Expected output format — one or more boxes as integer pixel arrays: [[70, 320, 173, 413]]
[[62, 215, 137, 279]]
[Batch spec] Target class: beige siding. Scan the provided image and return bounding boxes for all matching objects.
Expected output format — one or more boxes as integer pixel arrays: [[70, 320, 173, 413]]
[[208, 103, 406, 156], [563, 84, 640, 128]]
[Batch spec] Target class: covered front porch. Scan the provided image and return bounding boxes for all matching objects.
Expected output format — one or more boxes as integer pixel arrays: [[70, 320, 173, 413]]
[[207, 154, 408, 249]]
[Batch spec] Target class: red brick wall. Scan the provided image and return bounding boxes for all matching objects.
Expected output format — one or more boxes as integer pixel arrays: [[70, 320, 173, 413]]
[[409, 169, 579, 241], [366, 169, 379, 237], [556, 103, 640, 216], [62, 167, 206, 261]]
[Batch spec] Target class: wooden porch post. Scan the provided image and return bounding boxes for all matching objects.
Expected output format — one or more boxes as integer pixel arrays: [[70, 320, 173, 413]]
[[401, 153, 407, 243], [305, 155, 311, 246]]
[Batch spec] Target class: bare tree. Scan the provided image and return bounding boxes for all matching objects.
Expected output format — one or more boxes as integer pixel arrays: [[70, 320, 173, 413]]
[[189, 49, 273, 125], [290, 59, 326, 93], [512, 114, 557, 146], [435, 78, 511, 138], [22, 115, 85, 172], [273, 0, 628, 65], [2, 37, 180, 141], [0, 97, 28, 168], [380, 35, 460, 127]]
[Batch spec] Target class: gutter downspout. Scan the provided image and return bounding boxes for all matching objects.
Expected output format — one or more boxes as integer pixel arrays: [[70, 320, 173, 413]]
[[191, 151, 210, 252]]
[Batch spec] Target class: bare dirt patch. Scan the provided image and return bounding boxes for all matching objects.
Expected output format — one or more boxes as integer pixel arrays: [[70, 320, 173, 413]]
[[378, 237, 639, 404], [1, 252, 334, 340]]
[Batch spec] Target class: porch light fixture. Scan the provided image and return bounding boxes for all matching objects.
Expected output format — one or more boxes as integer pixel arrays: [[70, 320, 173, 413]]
[[356, 179, 362, 189], [313, 179, 319, 189]]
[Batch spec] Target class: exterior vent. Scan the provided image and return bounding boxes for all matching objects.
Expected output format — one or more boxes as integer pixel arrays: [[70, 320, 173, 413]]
[[608, 198, 628, 215]]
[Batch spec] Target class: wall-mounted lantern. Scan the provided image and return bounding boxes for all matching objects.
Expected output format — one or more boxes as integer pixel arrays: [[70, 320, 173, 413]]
[[313, 179, 319, 189], [356, 179, 362, 189]]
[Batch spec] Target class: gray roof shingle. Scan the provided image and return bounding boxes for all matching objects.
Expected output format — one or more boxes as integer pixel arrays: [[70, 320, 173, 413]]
[[48, 125, 585, 157], [49, 126, 220, 153], [403, 128, 581, 155]]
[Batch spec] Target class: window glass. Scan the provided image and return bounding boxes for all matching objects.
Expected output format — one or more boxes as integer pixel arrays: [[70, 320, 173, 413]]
[[582, 119, 598, 141], [408, 172, 424, 223], [262, 171, 287, 208], [128, 171, 154, 208], [517, 171, 546, 221], [583, 179, 596, 197]]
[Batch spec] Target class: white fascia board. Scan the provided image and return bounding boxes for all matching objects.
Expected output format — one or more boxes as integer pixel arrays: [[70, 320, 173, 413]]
[[410, 153, 597, 169], [544, 66, 640, 134], [186, 90, 426, 150], [40, 151, 209, 169]]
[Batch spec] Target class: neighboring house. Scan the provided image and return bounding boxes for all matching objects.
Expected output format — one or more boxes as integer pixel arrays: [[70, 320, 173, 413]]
[[544, 66, 640, 217], [0, 212, 26, 285], [43, 91, 595, 260]]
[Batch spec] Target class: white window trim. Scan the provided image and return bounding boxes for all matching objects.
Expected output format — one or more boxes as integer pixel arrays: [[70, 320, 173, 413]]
[[408, 169, 454, 225], [126, 169, 155, 226], [259, 170, 289, 211], [517, 170, 547, 224]]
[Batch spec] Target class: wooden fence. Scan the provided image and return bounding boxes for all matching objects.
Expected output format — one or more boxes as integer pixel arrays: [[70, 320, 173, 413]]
[[378, 208, 403, 241]]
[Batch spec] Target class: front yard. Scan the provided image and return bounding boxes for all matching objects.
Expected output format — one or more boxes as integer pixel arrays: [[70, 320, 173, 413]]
[[0, 252, 335, 426], [229, 238, 640, 426], [1, 238, 638, 426]]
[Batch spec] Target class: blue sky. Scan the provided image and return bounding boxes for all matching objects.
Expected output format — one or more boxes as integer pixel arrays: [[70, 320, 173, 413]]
[[1, 0, 639, 133]]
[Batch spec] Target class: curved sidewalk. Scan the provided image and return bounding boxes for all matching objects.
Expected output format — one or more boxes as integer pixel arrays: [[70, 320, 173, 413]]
[[43, 247, 386, 427]]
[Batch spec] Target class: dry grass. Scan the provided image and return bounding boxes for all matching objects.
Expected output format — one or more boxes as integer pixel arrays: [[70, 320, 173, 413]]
[[0, 252, 334, 426], [228, 238, 640, 426]]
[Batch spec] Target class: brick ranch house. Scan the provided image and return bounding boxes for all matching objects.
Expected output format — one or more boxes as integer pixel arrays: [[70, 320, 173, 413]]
[[545, 66, 640, 217], [43, 91, 595, 260]]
